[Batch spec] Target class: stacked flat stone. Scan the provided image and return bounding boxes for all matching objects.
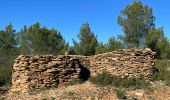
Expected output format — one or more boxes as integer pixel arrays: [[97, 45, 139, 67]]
[[11, 48, 156, 93], [11, 55, 81, 93], [90, 48, 155, 79]]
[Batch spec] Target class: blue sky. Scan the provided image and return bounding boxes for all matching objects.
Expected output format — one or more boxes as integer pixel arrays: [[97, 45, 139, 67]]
[[0, 0, 170, 45]]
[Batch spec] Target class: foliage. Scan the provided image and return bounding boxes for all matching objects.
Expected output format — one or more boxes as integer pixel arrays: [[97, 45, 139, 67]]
[[118, 1, 155, 48], [146, 27, 163, 52], [1, 0, 170, 86], [106, 37, 123, 52], [154, 60, 170, 83], [0, 23, 69, 86], [68, 46, 76, 55], [73, 23, 98, 56], [156, 38, 170, 59], [0, 78, 5, 86], [0, 63, 13, 86], [0, 23, 17, 86], [115, 89, 127, 99], [146, 27, 170, 59], [95, 37, 123, 54], [89, 72, 113, 86], [50, 97, 56, 100], [16, 23, 68, 55], [64, 78, 81, 86], [42, 98, 48, 100], [89, 71, 149, 89], [95, 42, 107, 54]]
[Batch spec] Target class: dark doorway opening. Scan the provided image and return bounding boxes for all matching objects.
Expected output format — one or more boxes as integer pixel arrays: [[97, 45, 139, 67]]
[[71, 59, 90, 81]]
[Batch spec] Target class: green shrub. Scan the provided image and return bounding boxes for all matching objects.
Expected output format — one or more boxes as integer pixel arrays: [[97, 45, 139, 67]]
[[42, 97, 48, 100], [0, 64, 12, 86], [125, 77, 148, 89], [115, 89, 126, 99], [89, 71, 113, 86], [0, 77, 6, 86], [64, 78, 81, 86], [89, 71, 149, 89], [165, 80, 170, 87], [154, 60, 170, 83], [50, 97, 56, 100]]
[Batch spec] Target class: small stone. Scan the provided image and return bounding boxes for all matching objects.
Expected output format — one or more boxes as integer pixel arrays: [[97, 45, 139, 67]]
[[125, 73, 129, 77], [58, 55, 65, 59], [167, 67, 170, 71], [135, 91, 144, 97]]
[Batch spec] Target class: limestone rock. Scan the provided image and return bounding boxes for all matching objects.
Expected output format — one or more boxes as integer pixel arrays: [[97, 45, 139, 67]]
[[11, 48, 155, 93]]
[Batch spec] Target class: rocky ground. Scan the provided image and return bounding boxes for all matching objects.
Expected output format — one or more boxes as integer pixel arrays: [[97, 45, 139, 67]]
[[1, 81, 170, 100]]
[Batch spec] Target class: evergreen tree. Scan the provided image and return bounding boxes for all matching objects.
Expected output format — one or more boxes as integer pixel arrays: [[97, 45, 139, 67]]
[[73, 23, 98, 56], [0, 23, 17, 61], [107, 37, 123, 52], [16, 22, 68, 55], [0, 23, 16, 54], [68, 46, 76, 55], [146, 27, 170, 59], [0, 23, 17, 85], [118, 1, 155, 48], [95, 42, 107, 54]]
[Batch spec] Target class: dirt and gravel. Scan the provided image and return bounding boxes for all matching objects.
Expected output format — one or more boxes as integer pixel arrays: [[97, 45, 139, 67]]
[[1, 81, 170, 100]]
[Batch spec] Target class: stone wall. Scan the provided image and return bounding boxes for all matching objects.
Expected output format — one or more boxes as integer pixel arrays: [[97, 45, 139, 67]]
[[11, 48, 155, 93], [89, 48, 155, 79], [11, 55, 90, 93]]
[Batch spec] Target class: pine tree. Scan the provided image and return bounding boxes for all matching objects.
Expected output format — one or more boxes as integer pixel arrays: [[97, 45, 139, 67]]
[[16, 22, 68, 55], [95, 42, 107, 54], [146, 27, 170, 59], [0, 23, 17, 85], [107, 37, 123, 52], [73, 23, 98, 56], [118, 1, 155, 48]]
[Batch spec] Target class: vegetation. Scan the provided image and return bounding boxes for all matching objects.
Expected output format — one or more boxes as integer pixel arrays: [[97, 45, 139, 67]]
[[0, 1, 170, 86], [16, 22, 68, 55], [118, 1, 155, 48], [117, 1, 170, 59], [106, 37, 124, 52], [154, 60, 170, 85], [72, 23, 98, 56], [95, 42, 107, 54], [95, 37, 124, 54], [64, 78, 82, 86], [89, 72, 149, 89], [115, 89, 127, 99], [0, 23, 18, 85], [0, 23, 69, 86], [146, 27, 170, 59]]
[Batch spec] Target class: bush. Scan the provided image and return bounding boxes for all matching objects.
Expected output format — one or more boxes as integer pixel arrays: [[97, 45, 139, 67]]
[[154, 60, 170, 83], [89, 72, 113, 86], [64, 78, 82, 86], [89, 71, 149, 89], [0, 78, 6, 86], [154, 60, 170, 87], [125, 77, 148, 89], [0, 64, 12, 86], [115, 89, 126, 99]]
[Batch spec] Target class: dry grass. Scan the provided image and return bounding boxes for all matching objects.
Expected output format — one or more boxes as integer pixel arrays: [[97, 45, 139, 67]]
[[1, 81, 170, 100]]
